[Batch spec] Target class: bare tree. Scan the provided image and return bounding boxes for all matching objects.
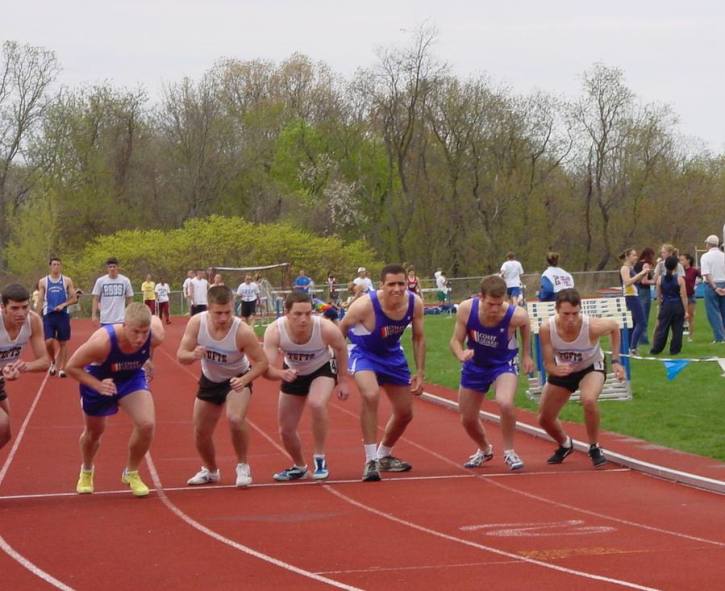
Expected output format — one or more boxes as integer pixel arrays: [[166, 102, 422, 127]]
[[0, 41, 58, 260]]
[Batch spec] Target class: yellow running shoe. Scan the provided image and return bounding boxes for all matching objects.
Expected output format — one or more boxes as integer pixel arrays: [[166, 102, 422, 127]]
[[121, 470, 150, 497], [76, 467, 94, 494]]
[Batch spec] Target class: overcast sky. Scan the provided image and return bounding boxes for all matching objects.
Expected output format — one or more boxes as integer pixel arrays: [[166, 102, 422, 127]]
[[3, 1, 724, 151]]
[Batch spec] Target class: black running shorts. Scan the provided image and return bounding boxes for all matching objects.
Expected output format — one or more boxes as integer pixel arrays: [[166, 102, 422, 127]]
[[196, 370, 252, 406], [281, 361, 336, 396], [546, 362, 606, 393]]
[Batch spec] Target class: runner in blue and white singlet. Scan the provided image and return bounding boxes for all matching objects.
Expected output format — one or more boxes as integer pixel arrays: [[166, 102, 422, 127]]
[[340, 265, 426, 482], [78, 324, 152, 417], [65, 302, 164, 496], [451, 275, 534, 472], [348, 289, 415, 385], [460, 298, 519, 392]]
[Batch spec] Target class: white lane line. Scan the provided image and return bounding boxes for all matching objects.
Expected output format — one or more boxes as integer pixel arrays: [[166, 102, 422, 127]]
[[151, 350, 363, 590], [0, 535, 74, 591], [144, 453, 362, 591], [0, 470, 631, 501], [331, 400, 725, 547], [0, 373, 76, 591], [0, 373, 51, 486], [324, 485, 661, 591], [420, 391, 725, 495]]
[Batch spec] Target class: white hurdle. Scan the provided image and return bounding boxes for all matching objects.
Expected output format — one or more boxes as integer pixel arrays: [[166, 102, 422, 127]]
[[526, 297, 633, 402]]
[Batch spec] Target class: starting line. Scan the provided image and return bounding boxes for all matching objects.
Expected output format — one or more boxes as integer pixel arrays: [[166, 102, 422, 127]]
[[419, 391, 725, 495], [0, 469, 630, 502]]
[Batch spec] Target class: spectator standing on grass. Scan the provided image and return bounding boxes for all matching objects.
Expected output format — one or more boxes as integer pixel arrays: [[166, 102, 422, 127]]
[[679, 253, 701, 342], [538, 252, 574, 302], [699, 234, 725, 343], [435, 269, 449, 305], [406, 267, 421, 297], [650, 256, 689, 355], [500, 252, 525, 306], [618, 248, 650, 355], [634, 247, 656, 346], [353, 267, 374, 295]]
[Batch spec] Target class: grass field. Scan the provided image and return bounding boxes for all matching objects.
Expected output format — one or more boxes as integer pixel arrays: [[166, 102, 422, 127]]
[[403, 301, 725, 462]]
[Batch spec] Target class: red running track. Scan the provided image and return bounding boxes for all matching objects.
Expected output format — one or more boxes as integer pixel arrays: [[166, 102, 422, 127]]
[[1, 319, 723, 590]]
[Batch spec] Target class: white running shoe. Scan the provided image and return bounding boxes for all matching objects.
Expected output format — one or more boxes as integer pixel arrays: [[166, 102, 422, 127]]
[[187, 467, 220, 486], [48, 362, 56, 376], [504, 450, 525, 471], [463, 445, 494, 468], [235, 463, 252, 487]]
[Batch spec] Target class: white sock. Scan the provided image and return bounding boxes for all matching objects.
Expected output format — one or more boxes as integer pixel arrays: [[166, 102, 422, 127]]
[[364, 444, 377, 462], [376, 444, 392, 459], [504, 449, 514, 456], [564, 436, 572, 449]]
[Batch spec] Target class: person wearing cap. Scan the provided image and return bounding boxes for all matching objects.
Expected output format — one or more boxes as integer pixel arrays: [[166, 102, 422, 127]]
[[353, 267, 374, 295], [91, 258, 134, 326], [700, 234, 725, 343]]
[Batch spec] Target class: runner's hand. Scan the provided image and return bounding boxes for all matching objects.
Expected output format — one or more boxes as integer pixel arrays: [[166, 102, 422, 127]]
[[281, 368, 298, 383], [409, 374, 424, 396], [98, 378, 117, 396], [458, 350, 474, 363], [229, 376, 248, 392], [336, 376, 351, 401], [192, 346, 206, 360]]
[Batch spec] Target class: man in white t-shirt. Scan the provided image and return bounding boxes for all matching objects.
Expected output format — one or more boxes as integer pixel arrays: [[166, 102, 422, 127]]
[[353, 267, 374, 295], [189, 270, 209, 316], [435, 269, 449, 304], [155, 279, 171, 324], [500, 252, 525, 305], [700, 234, 725, 343], [236, 275, 260, 326], [182, 270, 194, 315], [91, 258, 134, 325]]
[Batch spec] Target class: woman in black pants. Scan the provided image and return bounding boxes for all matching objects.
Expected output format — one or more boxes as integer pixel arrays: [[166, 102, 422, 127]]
[[650, 256, 689, 355]]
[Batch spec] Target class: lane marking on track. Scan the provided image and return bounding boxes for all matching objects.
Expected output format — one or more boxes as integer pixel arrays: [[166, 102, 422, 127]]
[[152, 348, 363, 590], [0, 373, 76, 591], [316, 559, 520, 574], [0, 469, 631, 501], [330, 400, 725, 548], [420, 391, 725, 495], [323, 485, 661, 591], [460, 519, 616, 537], [145, 453, 363, 591]]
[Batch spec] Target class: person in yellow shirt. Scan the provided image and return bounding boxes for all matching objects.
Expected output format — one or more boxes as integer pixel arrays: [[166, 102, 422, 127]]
[[141, 274, 156, 315]]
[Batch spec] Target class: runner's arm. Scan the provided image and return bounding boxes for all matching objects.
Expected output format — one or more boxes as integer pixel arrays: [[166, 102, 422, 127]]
[[262, 323, 290, 381], [176, 316, 204, 364], [409, 296, 426, 395], [512, 306, 535, 374], [233, 325, 268, 389], [65, 330, 114, 392], [6, 313, 51, 376], [449, 299, 473, 362]]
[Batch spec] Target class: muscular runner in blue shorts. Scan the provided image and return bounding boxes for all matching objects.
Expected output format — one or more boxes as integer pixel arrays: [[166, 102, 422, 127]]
[[339, 264, 425, 482]]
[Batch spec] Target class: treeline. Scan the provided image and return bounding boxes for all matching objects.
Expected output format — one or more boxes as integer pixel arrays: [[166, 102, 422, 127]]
[[1, 30, 724, 286]]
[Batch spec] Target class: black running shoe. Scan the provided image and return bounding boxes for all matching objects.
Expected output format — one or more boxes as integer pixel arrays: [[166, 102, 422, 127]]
[[588, 444, 607, 468], [547, 441, 574, 464], [378, 455, 412, 472], [362, 460, 381, 482]]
